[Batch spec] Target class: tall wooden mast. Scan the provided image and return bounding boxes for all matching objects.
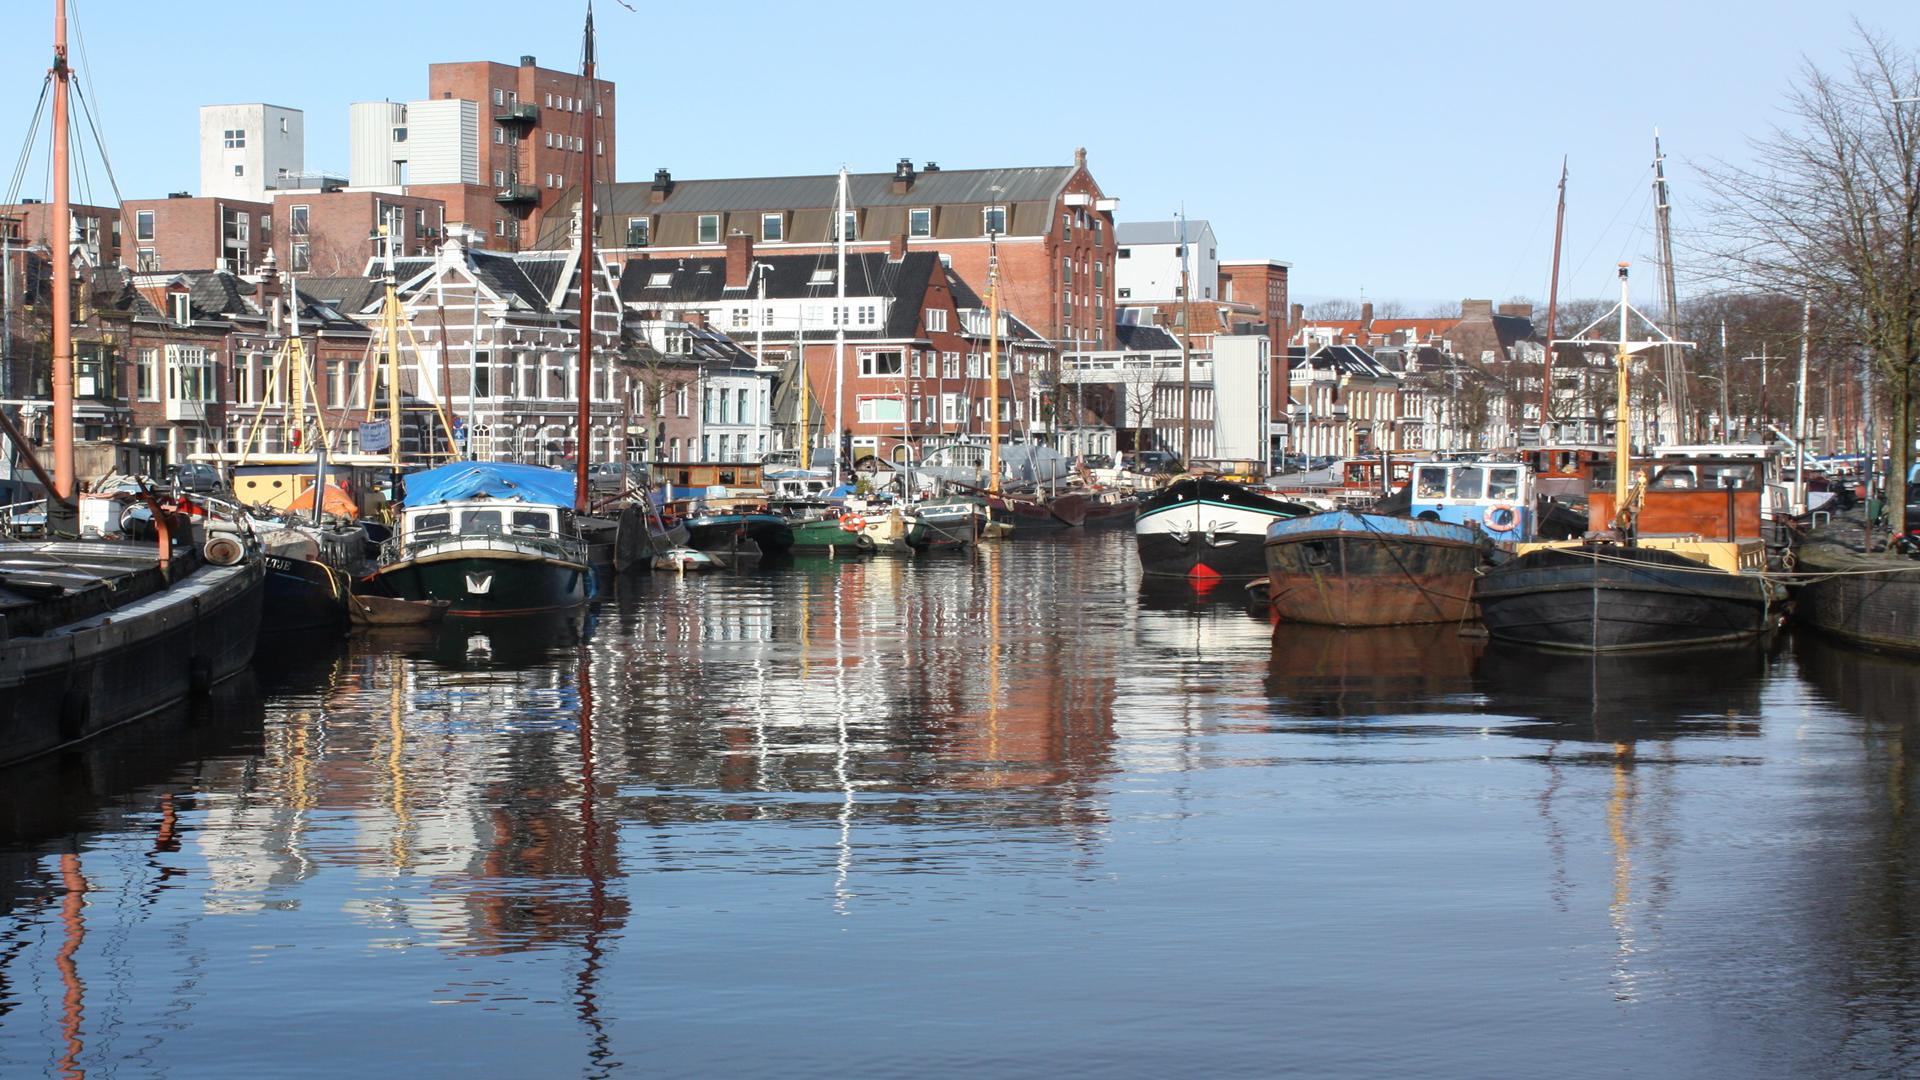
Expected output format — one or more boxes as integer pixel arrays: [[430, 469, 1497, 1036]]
[[1178, 208, 1192, 464], [50, 0, 74, 501], [574, 4, 596, 514], [1542, 158, 1567, 428], [1652, 132, 1688, 441], [987, 224, 1002, 494]]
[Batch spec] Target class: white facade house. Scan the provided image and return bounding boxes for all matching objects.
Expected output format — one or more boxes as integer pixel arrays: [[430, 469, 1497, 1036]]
[[199, 104, 304, 202], [1210, 335, 1271, 462], [348, 100, 481, 189], [1114, 219, 1220, 304]]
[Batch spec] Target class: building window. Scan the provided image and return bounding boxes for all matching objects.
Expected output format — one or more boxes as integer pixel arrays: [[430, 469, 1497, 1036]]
[[1094, 261, 1104, 288], [926, 308, 947, 332], [1062, 256, 1071, 283], [697, 214, 720, 244], [857, 396, 905, 423], [837, 212, 857, 242], [392, 127, 408, 142], [233, 165, 244, 177], [169, 293, 192, 325], [627, 218, 649, 246], [762, 213, 783, 242], [135, 348, 159, 401], [909, 208, 931, 238], [494, 169, 505, 187], [1062, 213, 1072, 241], [1118, 287, 1130, 299], [495, 219, 507, 236], [223, 129, 245, 148], [1117, 248, 1130, 259], [494, 126, 505, 144], [492, 88, 505, 106], [859, 350, 903, 377], [983, 206, 1006, 236], [291, 242, 310, 271], [136, 247, 157, 270], [676, 384, 690, 417], [135, 210, 154, 241], [166, 345, 216, 403]]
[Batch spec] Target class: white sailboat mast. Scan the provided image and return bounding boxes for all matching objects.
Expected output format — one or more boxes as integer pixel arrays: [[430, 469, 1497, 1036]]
[[833, 166, 848, 483]]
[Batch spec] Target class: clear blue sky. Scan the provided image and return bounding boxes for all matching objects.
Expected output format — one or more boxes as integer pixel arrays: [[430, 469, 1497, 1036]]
[[3, 0, 1909, 307]]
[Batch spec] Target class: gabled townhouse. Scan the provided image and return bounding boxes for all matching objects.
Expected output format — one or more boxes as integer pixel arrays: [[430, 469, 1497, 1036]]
[[561, 150, 1119, 353], [1287, 344, 1402, 459], [615, 234, 1053, 469]]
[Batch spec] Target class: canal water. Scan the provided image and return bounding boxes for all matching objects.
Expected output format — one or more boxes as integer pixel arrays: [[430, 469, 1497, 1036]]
[[2, 529, 1917, 1078]]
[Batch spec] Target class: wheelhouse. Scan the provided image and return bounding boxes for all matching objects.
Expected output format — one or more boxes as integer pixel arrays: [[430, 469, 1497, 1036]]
[[400, 500, 577, 542], [1410, 460, 1534, 539]]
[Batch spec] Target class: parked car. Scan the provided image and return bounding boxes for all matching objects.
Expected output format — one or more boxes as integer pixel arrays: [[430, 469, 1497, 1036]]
[[166, 462, 223, 494], [1128, 450, 1184, 475], [586, 460, 647, 498]]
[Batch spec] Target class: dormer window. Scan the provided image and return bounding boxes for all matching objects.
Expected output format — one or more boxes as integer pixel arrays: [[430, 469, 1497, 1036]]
[[983, 206, 1006, 236], [169, 293, 191, 325], [909, 208, 931, 238], [697, 214, 720, 244], [761, 213, 784, 242], [626, 217, 649, 246]]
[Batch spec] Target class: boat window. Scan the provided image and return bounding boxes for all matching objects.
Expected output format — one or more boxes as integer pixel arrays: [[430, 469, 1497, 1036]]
[[1649, 466, 1697, 490], [1448, 466, 1485, 499], [1699, 463, 1758, 489], [1345, 464, 1366, 485], [414, 512, 450, 535], [1416, 467, 1447, 499], [511, 510, 552, 533], [461, 509, 503, 534], [1488, 468, 1520, 501]]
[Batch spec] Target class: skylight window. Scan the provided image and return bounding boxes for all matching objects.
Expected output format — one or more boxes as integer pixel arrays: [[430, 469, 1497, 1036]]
[[809, 269, 835, 285], [646, 272, 673, 287]]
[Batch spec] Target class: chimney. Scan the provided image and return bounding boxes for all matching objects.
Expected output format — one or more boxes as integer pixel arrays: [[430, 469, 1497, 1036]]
[[724, 231, 753, 288], [923, 161, 940, 172], [1460, 299, 1494, 319], [1360, 301, 1374, 327], [1290, 302, 1303, 327], [887, 233, 908, 261], [1073, 146, 1088, 169], [891, 157, 915, 195], [520, 54, 536, 67], [649, 167, 673, 204], [1497, 302, 1533, 317], [685, 310, 707, 330]]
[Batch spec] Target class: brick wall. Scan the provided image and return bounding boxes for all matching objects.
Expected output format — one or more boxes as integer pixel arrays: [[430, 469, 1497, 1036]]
[[273, 191, 446, 276], [124, 196, 272, 273]]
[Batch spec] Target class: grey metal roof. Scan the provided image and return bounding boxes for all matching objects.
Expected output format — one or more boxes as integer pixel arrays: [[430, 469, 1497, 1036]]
[[1116, 323, 1180, 351], [1115, 220, 1214, 246], [600, 166, 1074, 216]]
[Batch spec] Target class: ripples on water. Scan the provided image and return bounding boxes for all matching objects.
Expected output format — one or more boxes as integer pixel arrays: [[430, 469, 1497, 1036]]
[[2, 530, 1918, 1078]]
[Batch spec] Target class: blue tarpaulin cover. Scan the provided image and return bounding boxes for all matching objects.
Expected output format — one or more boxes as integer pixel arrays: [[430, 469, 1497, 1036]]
[[402, 462, 577, 507]]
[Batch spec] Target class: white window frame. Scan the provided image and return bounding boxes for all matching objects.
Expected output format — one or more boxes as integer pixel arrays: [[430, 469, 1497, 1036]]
[[697, 214, 720, 244], [909, 208, 931, 238], [761, 212, 783, 242]]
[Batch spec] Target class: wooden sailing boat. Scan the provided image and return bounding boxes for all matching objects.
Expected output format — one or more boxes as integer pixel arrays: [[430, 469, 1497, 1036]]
[[1471, 264, 1786, 651], [0, 0, 265, 765]]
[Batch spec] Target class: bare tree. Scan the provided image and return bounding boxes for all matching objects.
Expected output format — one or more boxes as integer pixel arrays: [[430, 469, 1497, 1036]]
[[1698, 24, 1920, 532]]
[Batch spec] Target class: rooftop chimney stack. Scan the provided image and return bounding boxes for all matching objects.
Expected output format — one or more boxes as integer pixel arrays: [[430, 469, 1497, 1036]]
[[891, 158, 915, 195], [520, 54, 536, 67], [888, 233, 908, 261], [1360, 301, 1374, 327], [649, 167, 673, 204], [724, 231, 754, 288]]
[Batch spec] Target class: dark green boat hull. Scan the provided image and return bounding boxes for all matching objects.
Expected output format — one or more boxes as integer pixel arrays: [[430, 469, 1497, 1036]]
[[374, 553, 592, 616]]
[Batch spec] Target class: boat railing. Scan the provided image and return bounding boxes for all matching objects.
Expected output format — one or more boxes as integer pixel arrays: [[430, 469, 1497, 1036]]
[[0, 498, 48, 536], [383, 526, 587, 566]]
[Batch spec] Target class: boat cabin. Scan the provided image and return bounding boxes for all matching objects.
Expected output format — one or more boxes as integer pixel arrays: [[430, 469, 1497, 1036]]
[[1522, 446, 1610, 500], [1410, 460, 1534, 540], [1589, 456, 1766, 541], [400, 500, 581, 545], [1331, 457, 1416, 506]]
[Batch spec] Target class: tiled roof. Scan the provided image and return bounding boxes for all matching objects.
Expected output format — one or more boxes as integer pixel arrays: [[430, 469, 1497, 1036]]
[[616, 251, 942, 341]]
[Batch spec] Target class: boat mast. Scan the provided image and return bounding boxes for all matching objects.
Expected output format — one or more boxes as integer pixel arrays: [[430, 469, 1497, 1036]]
[[987, 216, 1002, 494], [1542, 158, 1567, 432], [1794, 296, 1811, 515], [380, 214, 401, 470], [50, 0, 74, 502], [1178, 207, 1192, 465], [832, 166, 848, 485], [574, 4, 596, 515], [1612, 263, 1632, 529], [288, 274, 306, 449], [1652, 132, 1688, 441]]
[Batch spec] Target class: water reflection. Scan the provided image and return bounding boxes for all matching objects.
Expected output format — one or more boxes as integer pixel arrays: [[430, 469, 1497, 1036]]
[[9, 530, 1920, 1077]]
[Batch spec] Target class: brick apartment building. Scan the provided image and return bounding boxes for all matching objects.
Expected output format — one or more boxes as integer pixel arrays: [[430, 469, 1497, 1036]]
[[272, 189, 446, 276], [352, 55, 616, 251], [123, 194, 272, 273], [0, 201, 123, 269], [616, 234, 1055, 467], [562, 149, 1117, 353]]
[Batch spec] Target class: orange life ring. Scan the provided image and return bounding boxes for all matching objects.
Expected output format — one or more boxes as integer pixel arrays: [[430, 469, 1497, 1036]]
[[840, 514, 867, 532], [1483, 504, 1519, 533]]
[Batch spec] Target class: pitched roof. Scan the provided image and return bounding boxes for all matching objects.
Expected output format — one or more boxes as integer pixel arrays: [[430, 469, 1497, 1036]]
[[1116, 322, 1180, 351], [1304, 344, 1396, 379], [595, 166, 1074, 218], [1116, 220, 1213, 246], [616, 251, 942, 340]]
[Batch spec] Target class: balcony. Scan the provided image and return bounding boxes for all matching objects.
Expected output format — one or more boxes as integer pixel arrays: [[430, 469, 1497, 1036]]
[[495, 182, 539, 205], [494, 101, 539, 126], [166, 398, 211, 423]]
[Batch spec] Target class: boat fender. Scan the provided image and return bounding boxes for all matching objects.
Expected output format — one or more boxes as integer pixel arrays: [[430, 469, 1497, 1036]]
[[1483, 504, 1519, 533], [204, 534, 248, 566], [841, 515, 867, 532]]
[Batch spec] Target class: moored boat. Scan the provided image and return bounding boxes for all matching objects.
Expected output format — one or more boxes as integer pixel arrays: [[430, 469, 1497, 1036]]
[[1135, 477, 1313, 583], [682, 511, 795, 555], [1790, 515, 1920, 654], [369, 462, 593, 616], [1264, 510, 1486, 626]]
